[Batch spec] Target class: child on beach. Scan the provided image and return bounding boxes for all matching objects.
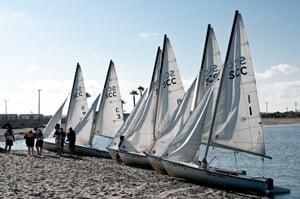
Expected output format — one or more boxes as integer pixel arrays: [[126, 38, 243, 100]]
[[4, 124, 15, 155], [24, 130, 35, 156], [34, 127, 43, 155], [67, 127, 76, 155]]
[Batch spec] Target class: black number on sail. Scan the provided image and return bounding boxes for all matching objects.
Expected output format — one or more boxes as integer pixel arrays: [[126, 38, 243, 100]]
[[228, 56, 248, 79], [162, 70, 177, 88], [105, 86, 117, 98]]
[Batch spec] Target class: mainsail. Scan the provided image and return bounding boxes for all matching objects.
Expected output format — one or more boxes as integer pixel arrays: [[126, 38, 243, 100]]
[[149, 78, 197, 157], [65, 63, 89, 130], [163, 25, 223, 162], [210, 11, 268, 158], [44, 98, 67, 138], [94, 60, 124, 138], [75, 94, 101, 146], [108, 88, 149, 150], [120, 36, 185, 154], [154, 35, 185, 138]]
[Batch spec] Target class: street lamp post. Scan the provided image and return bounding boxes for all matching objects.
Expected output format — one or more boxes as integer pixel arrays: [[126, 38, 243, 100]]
[[38, 89, 42, 120]]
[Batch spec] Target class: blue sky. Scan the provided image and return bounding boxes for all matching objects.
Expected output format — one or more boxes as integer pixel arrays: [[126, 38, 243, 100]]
[[0, 0, 299, 114]]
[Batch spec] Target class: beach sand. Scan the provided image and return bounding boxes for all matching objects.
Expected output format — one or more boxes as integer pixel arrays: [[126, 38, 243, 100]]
[[0, 151, 262, 198]]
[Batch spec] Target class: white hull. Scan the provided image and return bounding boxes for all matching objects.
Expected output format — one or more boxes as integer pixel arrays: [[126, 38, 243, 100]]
[[161, 159, 290, 196], [145, 152, 167, 174], [118, 150, 152, 168], [43, 140, 111, 158]]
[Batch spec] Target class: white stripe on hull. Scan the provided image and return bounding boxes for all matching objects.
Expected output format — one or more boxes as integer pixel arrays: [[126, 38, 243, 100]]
[[119, 151, 152, 168], [43, 141, 111, 158], [161, 159, 271, 194]]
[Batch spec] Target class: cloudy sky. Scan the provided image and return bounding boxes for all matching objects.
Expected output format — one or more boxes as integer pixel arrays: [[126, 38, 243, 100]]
[[0, 0, 299, 114]]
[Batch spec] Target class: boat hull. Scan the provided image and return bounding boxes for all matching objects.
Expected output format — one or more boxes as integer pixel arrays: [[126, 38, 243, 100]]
[[145, 152, 167, 174], [107, 147, 123, 163], [43, 140, 111, 158], [118, 150, 152, 169], [161, 159, 290, 196]]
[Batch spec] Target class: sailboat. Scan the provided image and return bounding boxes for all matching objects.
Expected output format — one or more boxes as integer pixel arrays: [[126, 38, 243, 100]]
[[44, 63, 89, 152], [161, 11, 290, 195], [146, 23, 222, 173], [81, 60, 124, 157], [118, 35, 185, 168], [43, 98, 67, 138], [107, 47, 162, 162]]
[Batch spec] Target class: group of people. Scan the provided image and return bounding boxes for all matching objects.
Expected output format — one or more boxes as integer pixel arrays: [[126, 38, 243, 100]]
[[3, 123, 76, 156], [24, 126, 44, 156], [53, 124, 76, 156]]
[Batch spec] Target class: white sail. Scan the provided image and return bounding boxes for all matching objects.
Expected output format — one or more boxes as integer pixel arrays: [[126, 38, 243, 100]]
[[66, 63, 89, 130], [108, 88, 149, 150], [163, 25, 223, 162], [149, 47, 163, 93], [44, 98, 67, 138], [210, 11, 267, 157], [75, 94, 101, 146], [164, 87, 214, 162], [195, 25, 223, 106], [149, 78, 197, 157], [94, 60, 124, 138], [120, 88, 157, 153], [154, 35, 185, 138]]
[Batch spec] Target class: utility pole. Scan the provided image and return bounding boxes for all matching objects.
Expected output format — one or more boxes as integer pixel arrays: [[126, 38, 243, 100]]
[[295, 102, 298, 112], [265, 102, 269, 113], [38, 89, 42, 120], [5, 99, 7, 115]]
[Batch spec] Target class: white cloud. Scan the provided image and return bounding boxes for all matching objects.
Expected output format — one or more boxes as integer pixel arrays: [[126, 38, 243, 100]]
[[256, 64, 299, 82], [139, 32, 160, 38], [256, 64, 300, 112]]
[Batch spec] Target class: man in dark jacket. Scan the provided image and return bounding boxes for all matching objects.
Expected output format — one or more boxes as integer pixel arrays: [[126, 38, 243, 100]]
[[67, 127, 76, 155]]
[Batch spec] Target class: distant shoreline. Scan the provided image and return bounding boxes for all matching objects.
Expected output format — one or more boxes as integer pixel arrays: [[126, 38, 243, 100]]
[[262, 118, 300, 125]]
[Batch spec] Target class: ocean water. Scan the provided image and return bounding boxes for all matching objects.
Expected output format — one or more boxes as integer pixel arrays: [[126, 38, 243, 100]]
[[203, 124, 300, 198], [1, 125, 299, 198]]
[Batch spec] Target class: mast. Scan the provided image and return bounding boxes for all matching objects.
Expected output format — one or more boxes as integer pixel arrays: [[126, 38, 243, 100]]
[[153, 35, 167, 141], [194, 24, 211, 106], [202, 10, 240, 167], [149, 47, 161, 92], [66, 63, 80, 129]]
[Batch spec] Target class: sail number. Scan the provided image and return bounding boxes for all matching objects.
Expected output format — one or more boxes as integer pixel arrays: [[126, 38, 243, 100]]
[[204, 65, 220, 84], [162, 70, 177, 88], [73, 86, 84, 98], [228, 56, 247, 79], [116, 107, 121, 119], [105, 86, 117, 98]]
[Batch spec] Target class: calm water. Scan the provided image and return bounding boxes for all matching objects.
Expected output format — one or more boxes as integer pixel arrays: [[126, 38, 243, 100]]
[[1, 125, 299, 198], [204, 124, 300, 198]]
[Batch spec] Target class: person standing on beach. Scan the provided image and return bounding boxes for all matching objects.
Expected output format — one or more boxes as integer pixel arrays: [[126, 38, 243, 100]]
[[34, 127, 43, 155], [4, 124, 15, 155], [24, 130, 35, 156], [54, 126, 66, 156], [67, 127, 76, 155]]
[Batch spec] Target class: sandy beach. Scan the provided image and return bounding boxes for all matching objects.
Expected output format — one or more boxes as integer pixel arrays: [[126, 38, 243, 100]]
[[0, 150, 262, 199]]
